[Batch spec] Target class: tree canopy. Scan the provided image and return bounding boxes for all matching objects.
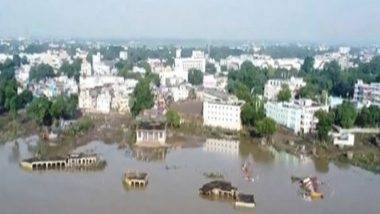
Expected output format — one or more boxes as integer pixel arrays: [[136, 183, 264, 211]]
[[29, 63, 55, 82], [256, 117, 277, 137], [166, 109, 181, 128], [315, 110, 333, 141], [59, 59, 82, 81], [188, 69, 203, 85], [277, 84, 291, 102], [131, 78, 154, 117], [334, 101, 357, 128]]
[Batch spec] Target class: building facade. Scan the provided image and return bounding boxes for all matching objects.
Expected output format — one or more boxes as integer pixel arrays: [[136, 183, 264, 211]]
[[265, 99, 328, 134], [264, 77, 306, 101], [353, 79, 380, 106], [203, 90, 244, 131], [174, 49, 206, 81]]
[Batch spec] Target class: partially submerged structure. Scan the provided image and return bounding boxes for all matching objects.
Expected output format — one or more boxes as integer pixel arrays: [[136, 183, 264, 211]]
[[20, 153, 106, 171], [123, 171, 148, 188], [199, 180, 255, 208], [235, 193, 256, 208], [135, 112, 167, 147], [199, 180, 237, 198]]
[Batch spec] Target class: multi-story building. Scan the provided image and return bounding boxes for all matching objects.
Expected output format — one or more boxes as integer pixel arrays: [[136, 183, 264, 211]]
[[203, 90, 245, 131], [264, 77, 306, 101], [28, 76, 78, 99], [92, 53, 116, 76], [78, 76, 133, 114], [264, 99, 328, 134], [174, 49, 206, 81], [353, 79, 380, 106]]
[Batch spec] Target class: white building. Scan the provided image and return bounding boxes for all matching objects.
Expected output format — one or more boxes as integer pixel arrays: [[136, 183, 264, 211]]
[[174, 49, 206, 81], [353, 79, 380, 107], [265, 99, 329, 134], [81, 59, 92, 76], [92, 53, 115, 76], [119, 51, 128, 60], [332, 133, 355, 147], [264, 77, 306, 101], [203, 90, 245, 131], [15, 64, 31, 89], [78, 76, 133, 114], [203, 74, 217, 89], [169, 83, 190, 102], [28, 76, 78, 99]]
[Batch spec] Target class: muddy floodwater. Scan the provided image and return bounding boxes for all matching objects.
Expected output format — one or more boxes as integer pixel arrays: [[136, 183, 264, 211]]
[[1, 136, 380, 214]]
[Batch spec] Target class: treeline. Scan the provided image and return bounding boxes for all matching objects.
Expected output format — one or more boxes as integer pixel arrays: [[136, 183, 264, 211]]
[[28, 58, 82, 82], [27, 95, 78, 126], [259, 45, 332, 59], [299, 56, 380, 100], [316, 102, 380, 140], [0, 58, 33, 118]]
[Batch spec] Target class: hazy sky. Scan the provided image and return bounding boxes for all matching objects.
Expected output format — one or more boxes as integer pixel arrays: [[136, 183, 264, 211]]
[[1, 0, 380, 44]]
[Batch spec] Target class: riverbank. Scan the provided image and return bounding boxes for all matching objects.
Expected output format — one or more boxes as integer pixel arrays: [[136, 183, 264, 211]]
[[268, 127, 380, 173], [2, 111, 379, 173], [0, 112, 134, 157], [169, 121, 380, 173]]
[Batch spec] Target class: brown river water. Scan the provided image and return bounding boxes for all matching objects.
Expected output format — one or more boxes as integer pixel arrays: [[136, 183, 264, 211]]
[[0, 136, 379, 214]]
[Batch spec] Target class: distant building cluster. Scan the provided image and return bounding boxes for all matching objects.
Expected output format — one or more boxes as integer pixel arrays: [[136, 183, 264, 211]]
[[353, 79, 380, 107], [264, 77, 306, 101]]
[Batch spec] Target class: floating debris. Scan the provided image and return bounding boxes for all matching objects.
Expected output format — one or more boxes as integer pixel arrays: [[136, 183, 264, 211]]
[[202, 172, 224, 179], [165, 165, 180, 170], [291, 176, 324, 201], [242, 156, 255, 182]]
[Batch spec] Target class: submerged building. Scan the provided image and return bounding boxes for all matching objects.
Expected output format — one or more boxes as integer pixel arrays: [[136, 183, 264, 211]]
[[135, 113, 167, 147]]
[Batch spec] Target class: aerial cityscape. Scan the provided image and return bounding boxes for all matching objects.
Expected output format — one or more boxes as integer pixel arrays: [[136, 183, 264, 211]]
[[1, 0, 380, 214]]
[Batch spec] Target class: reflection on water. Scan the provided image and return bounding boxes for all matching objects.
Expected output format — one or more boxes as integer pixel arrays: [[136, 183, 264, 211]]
[[126, 146, 169, 162], [203, 138, 239, 155], [1, 135, 380, 214], [267, 146, 310, 167]]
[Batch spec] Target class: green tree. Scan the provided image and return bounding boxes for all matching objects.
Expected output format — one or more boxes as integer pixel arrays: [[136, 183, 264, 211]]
[[234, 82, 252, 102], [131, 78, 154, 117], [146, 72, 160, 87], [206, 62, 217, 74], [334, 101, 357, 128], [277, 84, 291, 102], [29, 63, 55, 82], [300, 56, 315, 74], [50, 96, 66, 119], [59, 59, 82, 81], [355, 106, 380, 127], [166, 109, 181, 128], [315, 110, 333, 141], [256, 117, 277, 137], [188, 69, 203, 85], [241, 96, 264, 126], [18, 90, 33, 107], [27, 96, 53, 126]]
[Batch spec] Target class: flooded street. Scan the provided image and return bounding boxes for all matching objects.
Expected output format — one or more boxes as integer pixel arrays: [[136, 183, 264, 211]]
[[1, 137, 379, 214]]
